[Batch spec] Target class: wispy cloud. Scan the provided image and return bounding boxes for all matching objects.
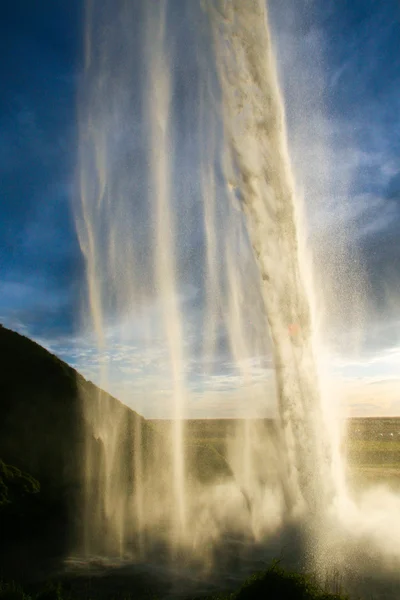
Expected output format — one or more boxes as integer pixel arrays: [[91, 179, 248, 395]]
[[10, 310, 399, 418]]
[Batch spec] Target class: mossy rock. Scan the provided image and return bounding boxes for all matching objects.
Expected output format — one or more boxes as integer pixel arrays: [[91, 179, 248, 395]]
[[0, 581, 32, 600], [194, 563, 349, 600], [0, 460, 40, 510], [234, 565, 348, 599]]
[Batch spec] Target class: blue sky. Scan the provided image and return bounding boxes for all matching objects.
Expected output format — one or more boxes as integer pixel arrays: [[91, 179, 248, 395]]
[[1, 1, 400, 417]]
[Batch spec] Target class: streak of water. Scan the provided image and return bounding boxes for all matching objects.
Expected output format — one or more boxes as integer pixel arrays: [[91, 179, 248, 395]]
[[145, 2, 188, 541], [208, 0, 343, 517]]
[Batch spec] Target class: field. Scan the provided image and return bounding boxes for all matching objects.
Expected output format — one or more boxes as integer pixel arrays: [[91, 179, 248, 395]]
[[344, 418, 400, 490], [150, 417, 400, 490]]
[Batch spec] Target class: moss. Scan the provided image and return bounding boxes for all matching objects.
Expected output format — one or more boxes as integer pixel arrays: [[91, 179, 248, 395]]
[[0, 562, 355, 600], [193, 563, 349, 600], [0, 581, 32, 600], [233, 564, 348, 599], [0, 460, 40, 511], [34, 582, 64, 600]]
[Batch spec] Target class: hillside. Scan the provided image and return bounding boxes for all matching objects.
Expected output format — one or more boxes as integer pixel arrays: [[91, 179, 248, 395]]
[[0, 325, 230, 579], [0, 324, 156, 577], [0, 323, 156, 483]]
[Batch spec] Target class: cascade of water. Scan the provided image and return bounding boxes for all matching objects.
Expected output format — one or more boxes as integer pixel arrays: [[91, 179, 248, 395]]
[[70, 3, 400, 594], [144, 2, 188, 542], [75, 0, 347, 563], [207, 0, 343, 515], [77, 0, 189, 556]]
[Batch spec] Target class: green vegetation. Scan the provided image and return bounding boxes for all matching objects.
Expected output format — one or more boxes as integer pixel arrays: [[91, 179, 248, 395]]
[[186, 442, 233, 484], [0, 563, 352, 600], [0, 581, 64, 600], [346, 439, 400, 462], [346, 438, 400, 488], [0, 460, 39, 512], [195, 563, 349, 600], [0, 580, 32, 600], [347, 440, 400, 452]]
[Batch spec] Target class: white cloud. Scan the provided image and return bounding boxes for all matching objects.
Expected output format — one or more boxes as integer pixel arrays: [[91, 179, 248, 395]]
[[339, 378, 400, 417]]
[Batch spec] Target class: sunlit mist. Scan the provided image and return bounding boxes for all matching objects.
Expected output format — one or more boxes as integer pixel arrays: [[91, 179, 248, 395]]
[[72, 0, 400, 596]]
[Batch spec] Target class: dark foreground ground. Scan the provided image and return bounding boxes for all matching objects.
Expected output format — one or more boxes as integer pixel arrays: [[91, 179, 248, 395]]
[[0, 564, 352, 600], [152, 416, 400, 490]]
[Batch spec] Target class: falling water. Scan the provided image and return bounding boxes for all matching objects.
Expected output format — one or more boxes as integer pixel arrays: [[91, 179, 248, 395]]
[[208, 0, 342, 515], [73, 2, 400, 590], [145, 2, 188, 541], [76, 1, 193, 555], [76, 0, 343, 557]]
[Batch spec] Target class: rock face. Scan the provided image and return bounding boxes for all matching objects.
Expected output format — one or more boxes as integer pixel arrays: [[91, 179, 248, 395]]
[[0, 325, 236, 571], [0, 324, 156, 567], [0, 325, 83, 490]]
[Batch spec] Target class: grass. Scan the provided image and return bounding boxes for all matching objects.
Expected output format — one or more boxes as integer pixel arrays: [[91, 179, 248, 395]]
[[211, 562, 349, 600], [346, 440, 400, 452], [0, 581, 32, 600], [0, 563, 352, 600], [0, 581, 64, 600], [346, 439, 400, 475]]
